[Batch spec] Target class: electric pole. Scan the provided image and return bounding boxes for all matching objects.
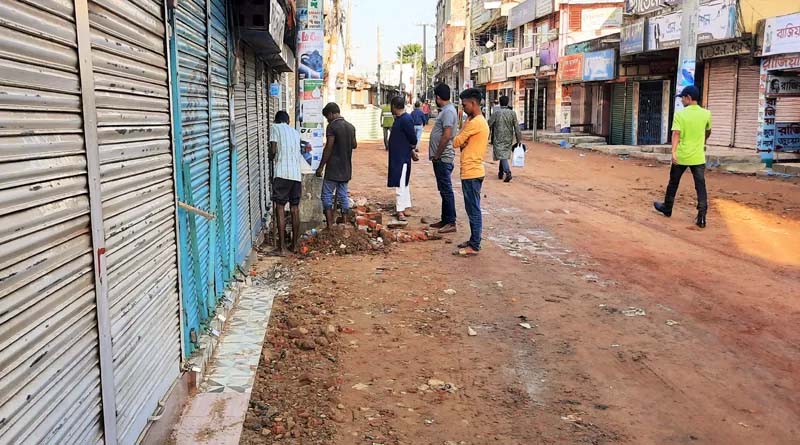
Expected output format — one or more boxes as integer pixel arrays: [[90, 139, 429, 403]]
[[416, 23, 433, 101], [377, 26, 382, 105], [675, 0, 699, 112], [343, 0, 352, 106]]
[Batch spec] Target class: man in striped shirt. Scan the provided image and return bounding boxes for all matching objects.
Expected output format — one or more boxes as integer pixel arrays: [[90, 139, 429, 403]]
[[269, 111, 305, 253]]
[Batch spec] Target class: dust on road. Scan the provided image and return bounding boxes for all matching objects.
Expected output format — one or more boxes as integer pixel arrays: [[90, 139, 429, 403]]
[[241, 134, 800, 445]]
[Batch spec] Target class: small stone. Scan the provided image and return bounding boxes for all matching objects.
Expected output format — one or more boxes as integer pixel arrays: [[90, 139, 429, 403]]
[[315, 336, 330, 347], [289, 327, 309, 339], [337, 403, 345, 410], [443, 289, 457, 295], [272, 423, 286, 435], [286, 316, 302, 328], [468, 327, 477, 336], [298, 339, 317, 350], [261, 428, 271, 436]]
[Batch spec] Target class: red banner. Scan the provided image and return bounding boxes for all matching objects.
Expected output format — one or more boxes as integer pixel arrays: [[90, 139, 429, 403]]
[[559, 54, 584, 82]]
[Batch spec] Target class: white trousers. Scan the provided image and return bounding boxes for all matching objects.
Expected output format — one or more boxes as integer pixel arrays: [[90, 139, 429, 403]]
[[396, 163, 412, 212]]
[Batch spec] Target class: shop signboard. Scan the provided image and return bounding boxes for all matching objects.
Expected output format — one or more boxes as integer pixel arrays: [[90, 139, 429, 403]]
[[269, 0, 286, 45], [536, 0, 553, 19], [297, 0, 324, 167], [507, 53, 536, 77], [270, 82, 281, 97], [583, 49, 616, 81], [647, 0, 738, 51], [625, 0, 667, 15], [508, 0, 536, 30], [763, 52, 800, 71], [776, 123, 800, 151], [559, 53, 584, 82], [763, 13, 800, 57], [698, 39, 751, 59], [621, 19, 646, 55], [492, 61, 508, 83], [766, 75, 800, 97], [582, 7, 623, 31]]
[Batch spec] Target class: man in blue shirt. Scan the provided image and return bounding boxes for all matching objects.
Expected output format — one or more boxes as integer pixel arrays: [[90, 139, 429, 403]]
[[411, 102, 427, 146]]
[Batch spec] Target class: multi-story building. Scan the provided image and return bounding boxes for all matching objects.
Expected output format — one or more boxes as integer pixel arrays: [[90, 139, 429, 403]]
[[435, 0, 467, 96]]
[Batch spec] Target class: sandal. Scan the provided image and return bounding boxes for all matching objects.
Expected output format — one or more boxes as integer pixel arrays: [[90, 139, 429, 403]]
[[457, 241, 470, 249], [452, 247, 479, 257]]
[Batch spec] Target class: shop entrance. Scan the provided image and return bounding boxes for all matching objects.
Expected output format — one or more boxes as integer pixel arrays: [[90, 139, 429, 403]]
[[525, 85, 546, 130], [638, 81, 664, 145]]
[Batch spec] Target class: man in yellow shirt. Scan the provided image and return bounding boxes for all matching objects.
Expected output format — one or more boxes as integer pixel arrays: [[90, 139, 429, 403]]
[[654, 85, 712, 228], [452, 88, 489, 256]]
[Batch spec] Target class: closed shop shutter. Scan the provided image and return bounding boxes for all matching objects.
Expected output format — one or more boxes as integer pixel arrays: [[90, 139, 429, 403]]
[[245, 47, 263, 239], [705, 58, 736, 146], [776, 96, 800, 123], [209, 0, 232, 295], [734, 62, 759, 149], [258, 64, 270, 214], [88, 0, 181, 442], [234, 46, 251, 264], [610, 82, 634, 145], [546, 79, 556, 131], [0, 1, 104, 443], [624, 81, 634, 145]]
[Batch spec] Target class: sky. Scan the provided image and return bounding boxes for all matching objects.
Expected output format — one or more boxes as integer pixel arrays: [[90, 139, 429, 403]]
[[347, 0, 437, 76]]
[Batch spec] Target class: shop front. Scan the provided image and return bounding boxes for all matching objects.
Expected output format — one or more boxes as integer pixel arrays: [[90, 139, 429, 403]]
[[558, 48, 617, 136]]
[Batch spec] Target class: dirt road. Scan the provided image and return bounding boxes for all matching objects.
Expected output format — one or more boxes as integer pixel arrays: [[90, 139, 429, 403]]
[[240, 132, 800, 445]]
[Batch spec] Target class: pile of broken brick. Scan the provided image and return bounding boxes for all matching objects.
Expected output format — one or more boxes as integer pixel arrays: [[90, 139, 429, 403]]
[[352, 203, 443, 243]]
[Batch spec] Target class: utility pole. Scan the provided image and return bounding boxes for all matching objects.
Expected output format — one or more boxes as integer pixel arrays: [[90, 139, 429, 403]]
[[343, 0, 351, 106], [377, 26, 382, 105], [675, 0, 699, 112], [416, 24, 433, 101]]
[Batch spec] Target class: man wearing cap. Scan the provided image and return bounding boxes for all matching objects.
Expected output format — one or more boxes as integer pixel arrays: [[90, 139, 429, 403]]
[[654, 85, 711, 228]]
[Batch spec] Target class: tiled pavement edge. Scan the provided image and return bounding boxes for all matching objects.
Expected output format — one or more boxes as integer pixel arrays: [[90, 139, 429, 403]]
[[173, 277, 287, 445]]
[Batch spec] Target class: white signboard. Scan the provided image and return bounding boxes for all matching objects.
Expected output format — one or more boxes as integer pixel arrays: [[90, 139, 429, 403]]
[[647, 0, 738, 51], [763, 13, 800, 57], [581, 8, 623, 31], [269, 0, 286, 45]]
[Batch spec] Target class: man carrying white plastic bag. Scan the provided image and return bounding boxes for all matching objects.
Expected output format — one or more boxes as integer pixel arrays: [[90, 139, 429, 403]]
[[488, 96, 523, 182]]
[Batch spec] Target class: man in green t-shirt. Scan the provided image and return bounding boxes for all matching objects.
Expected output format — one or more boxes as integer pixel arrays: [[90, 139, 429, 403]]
[[381, 102, 394, 150], [654, 85, 712, 228]]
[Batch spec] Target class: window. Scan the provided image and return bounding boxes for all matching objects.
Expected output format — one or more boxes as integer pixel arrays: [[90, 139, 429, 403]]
[[523, 22, 534, 48]]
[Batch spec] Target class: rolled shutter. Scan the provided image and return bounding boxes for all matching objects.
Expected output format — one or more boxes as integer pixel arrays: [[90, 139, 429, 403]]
[[235, 46, 251, 264], [245, 46, 262, 239], [0, 1, 104, 443], [776, 97, 800, 123], [734, 62, 759, 149], [705, 58, 736, 147]]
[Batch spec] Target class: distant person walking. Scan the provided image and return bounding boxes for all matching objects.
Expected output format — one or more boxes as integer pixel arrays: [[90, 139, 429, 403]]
[[422, 100, 431, 123], [269, 111, 305, 254], [411, 101, 427, 145], [452, 88, 489, 256], [654, 85, 711, 228], [428, 84, 458, 234], [316, 102, 357, 228], [387, 96, 419, 221], [488, 95, 523, 182]]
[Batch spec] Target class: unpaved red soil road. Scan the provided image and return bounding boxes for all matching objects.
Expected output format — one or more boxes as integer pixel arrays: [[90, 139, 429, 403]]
[[241, 133, 800, 445]]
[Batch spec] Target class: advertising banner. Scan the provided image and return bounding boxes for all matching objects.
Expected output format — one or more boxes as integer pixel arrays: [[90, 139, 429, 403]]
[[776, 123, 800, 151], [492, 61, 508, 83], [269, 0, 286, 45], [583, 49, 616, 81], [625, 0, 666, 15], [621, 19, 645, 55], [763, 13, 800, 57], [763, 53, 800, 71], [297, 0, 324, 167], [508, 0, 535, 30], [647, 0, 738, 51], [766, 75, 800, 97], [559, 54, 584, 82], [582, 8, 623, 31]]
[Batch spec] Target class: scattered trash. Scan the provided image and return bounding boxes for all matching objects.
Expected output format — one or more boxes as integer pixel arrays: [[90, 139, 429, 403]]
[[665, 319, 680, 326], [443, 289, 457, 295], [427, 379, 458, 392], [496, 281, 503, 288], [339, 243, 347, 249], [424, 419, 434, 425], [352, 383, 370, 391], [621, 307, 646, 317], [737, 422, 749, 428], [468, 327, 477, 336], [519, 322, 532, 329], [561, 413, 582, 422]]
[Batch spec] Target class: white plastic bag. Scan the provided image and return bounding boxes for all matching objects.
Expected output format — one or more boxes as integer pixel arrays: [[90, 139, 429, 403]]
[[512, 143, 526, 168]]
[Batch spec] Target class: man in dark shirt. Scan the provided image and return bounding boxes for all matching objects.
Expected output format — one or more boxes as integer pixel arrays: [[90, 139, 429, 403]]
[[316, 102, 357, 228]]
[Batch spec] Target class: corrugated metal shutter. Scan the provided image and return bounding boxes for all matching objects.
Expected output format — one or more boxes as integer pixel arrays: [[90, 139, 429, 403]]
[[705, 58, 736, 146], [546, 80, 555, 131], [610, 82, 634, 145], [234, 46, 251, 264], [258, 63, 270, 220], [734, 62, 759, 149], [174, 0, 213, 350], [0, 1, 105, 443], [776, 96, 800, 123], [208, 0, 232, 295], [88, 0, 181, 443], [624, 81, 634, 145], [245, 47, 262, 240]]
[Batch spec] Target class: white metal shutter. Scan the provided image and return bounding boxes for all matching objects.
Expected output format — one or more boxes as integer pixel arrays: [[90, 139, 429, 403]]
[[245, 47, 262, 239], [87, 0, 181, 443], [0, 1, 104, 443], [776, 96, 800, 123], [705, 58, 736, 147], [257, 62, 270, 221], [734, 62, 759, 149], [234, 46, 251, 264]]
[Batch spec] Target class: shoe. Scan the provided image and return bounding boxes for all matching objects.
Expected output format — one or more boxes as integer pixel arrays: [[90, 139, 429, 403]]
[[457, 240, 470, 249], [695, 211, 707, 228], [429, 221, 445, 229], [438, 223, 456, 234], [504, 174, 513, 183], [498, 171, 504, 180], [654, 202, 672, 217]]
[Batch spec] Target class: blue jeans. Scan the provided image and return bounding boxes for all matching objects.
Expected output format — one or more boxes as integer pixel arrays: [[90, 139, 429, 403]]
[[432, 161, 456, 225], [414, 125, 423, 145], [499, 159, 511, 176], [321, 180, 349, 210], [461, 177, 483, 251]]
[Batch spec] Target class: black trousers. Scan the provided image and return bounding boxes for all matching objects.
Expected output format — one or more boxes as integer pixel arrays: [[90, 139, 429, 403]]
[[664, 164, 707, 212]]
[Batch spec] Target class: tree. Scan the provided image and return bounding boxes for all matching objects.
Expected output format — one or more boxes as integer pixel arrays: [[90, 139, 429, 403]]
[[396, 43, 423, 65]]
